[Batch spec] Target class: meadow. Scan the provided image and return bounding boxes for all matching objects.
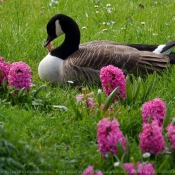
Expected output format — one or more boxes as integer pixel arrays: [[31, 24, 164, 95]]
[[1, 0, 175, 174]]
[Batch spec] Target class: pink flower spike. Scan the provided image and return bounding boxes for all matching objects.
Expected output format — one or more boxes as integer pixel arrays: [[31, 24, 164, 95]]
[[82, 166, 103, 175], [100, 65, 126, 100], [139, 120, 165, 154], [0, 57, 4, 62], [166, 123, 175, 148], [8, 61, 31, 91], [142, 98, 166, 126], [97, 117, 126, 155], [87, 98, 95, 107], [76, 94, 84, 101], [124, 162, 155, 175], [123, 163, 136, 175], [96, 171, 103, 175], [137, 162, 155, 175], [82, 166, 94, 175], [0, 57, 11, 85]]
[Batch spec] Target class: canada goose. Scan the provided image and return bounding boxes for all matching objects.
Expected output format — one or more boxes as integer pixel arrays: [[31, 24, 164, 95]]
[[38, 14, 175, 85]]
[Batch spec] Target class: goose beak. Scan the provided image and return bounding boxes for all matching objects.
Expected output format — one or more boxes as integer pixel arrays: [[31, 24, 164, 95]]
[[44, 35, 56, 47]]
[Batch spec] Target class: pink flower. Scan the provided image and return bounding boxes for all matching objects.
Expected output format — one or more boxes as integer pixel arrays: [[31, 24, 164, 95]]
[[139, 120, 165, 154], [76, 94, 84, 101], [137, 162, 155, 175], [123, 163, 136, 175], [96, 172, 103, 175], [82, 165, 103, 175], [0, 57, 4, 62], [124, 162, 155, 175], [100, 104, 105, 109], [142, 98, 166, 126], [97, 118, 126, 155], [76, 93, 95, 108], [0, 57, 11, 84], [87, 98, 95, 107], [166, 123, 175, 148], [100, 65, 126, 100], [8, 61, 31, 91]]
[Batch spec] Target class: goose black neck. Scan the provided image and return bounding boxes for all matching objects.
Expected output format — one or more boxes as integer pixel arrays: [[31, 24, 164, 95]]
[[51, 18, 80, 60]]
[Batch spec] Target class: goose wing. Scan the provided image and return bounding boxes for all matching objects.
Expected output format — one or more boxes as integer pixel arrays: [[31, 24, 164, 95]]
[[81, 40, 175, 54], [59, 42, 169, 84], [80, 40, 158, 52], [59, 63, 100, 84], [76, 42, 169, 73]]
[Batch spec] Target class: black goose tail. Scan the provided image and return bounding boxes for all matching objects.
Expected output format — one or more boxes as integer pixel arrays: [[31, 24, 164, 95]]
[[169, 55, 175, 64], [126, 43, 158, 51], [153, 40, 175, 55]]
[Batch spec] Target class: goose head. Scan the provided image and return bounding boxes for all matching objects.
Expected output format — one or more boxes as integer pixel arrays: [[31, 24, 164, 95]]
[[38, 14, 81, 83], [44, 14, 81, 57], [44, 14, 65, 47]]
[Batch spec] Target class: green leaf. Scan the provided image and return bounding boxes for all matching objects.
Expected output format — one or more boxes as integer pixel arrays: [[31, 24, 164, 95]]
[[69, 97, 82, 118], [163, 107, 171, 129], [126, 75, 131, 84], [0, 157, 24, 170], [116, 141, 125, 161], [103, 87, 119, 111], [172, 118, 175, 125], [33, 85, 47, 98], [133, 76, 142, 102], [142, 72, 156, 102], [53, 105, 68, 111], [18, 87, 26, 98], [124, 135, 130, 162], [32, 101, 44, 106], [126, 84, 132, 105], [131, 74, 136, 95], [141, 80, 146, 101], [2, 78, 7, 91], [97, 89, 102, 106], [156, 156, 169, 173]]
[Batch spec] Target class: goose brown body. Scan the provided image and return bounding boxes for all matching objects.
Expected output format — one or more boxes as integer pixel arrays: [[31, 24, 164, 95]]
[[38, 14, 175, 85], [57, 41, 169, 84]]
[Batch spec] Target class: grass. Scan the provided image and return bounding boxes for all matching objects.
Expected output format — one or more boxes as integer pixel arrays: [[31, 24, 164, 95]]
[[1, 0, 175, 174]]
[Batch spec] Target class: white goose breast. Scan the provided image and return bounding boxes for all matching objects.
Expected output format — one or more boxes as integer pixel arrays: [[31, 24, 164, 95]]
[[38, 53, 63, 82]]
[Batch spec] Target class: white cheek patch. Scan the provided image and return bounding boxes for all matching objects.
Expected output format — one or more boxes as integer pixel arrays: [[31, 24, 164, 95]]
[[153, 44, 166, 54], [55, 20, 64, 36]]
